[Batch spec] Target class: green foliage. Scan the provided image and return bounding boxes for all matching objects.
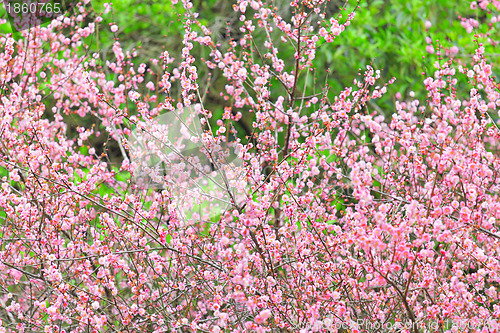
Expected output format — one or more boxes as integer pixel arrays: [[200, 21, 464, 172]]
[[82, 0, 498, 118], [317, 0, 487, 110], [0, 166, 7, 178]]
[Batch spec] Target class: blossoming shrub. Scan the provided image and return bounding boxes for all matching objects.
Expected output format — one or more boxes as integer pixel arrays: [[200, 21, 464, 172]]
[[1, 0, 500, 332]]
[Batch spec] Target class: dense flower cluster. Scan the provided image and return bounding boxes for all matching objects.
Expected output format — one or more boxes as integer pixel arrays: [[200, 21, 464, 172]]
[[1, 0, 500, 332]]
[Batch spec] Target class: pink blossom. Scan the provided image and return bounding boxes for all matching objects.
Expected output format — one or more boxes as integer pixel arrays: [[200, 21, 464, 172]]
[[1, 1, 499, 332]]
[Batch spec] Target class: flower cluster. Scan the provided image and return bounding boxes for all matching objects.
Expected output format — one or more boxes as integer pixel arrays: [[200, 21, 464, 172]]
[[0, 0, 500, 332]]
